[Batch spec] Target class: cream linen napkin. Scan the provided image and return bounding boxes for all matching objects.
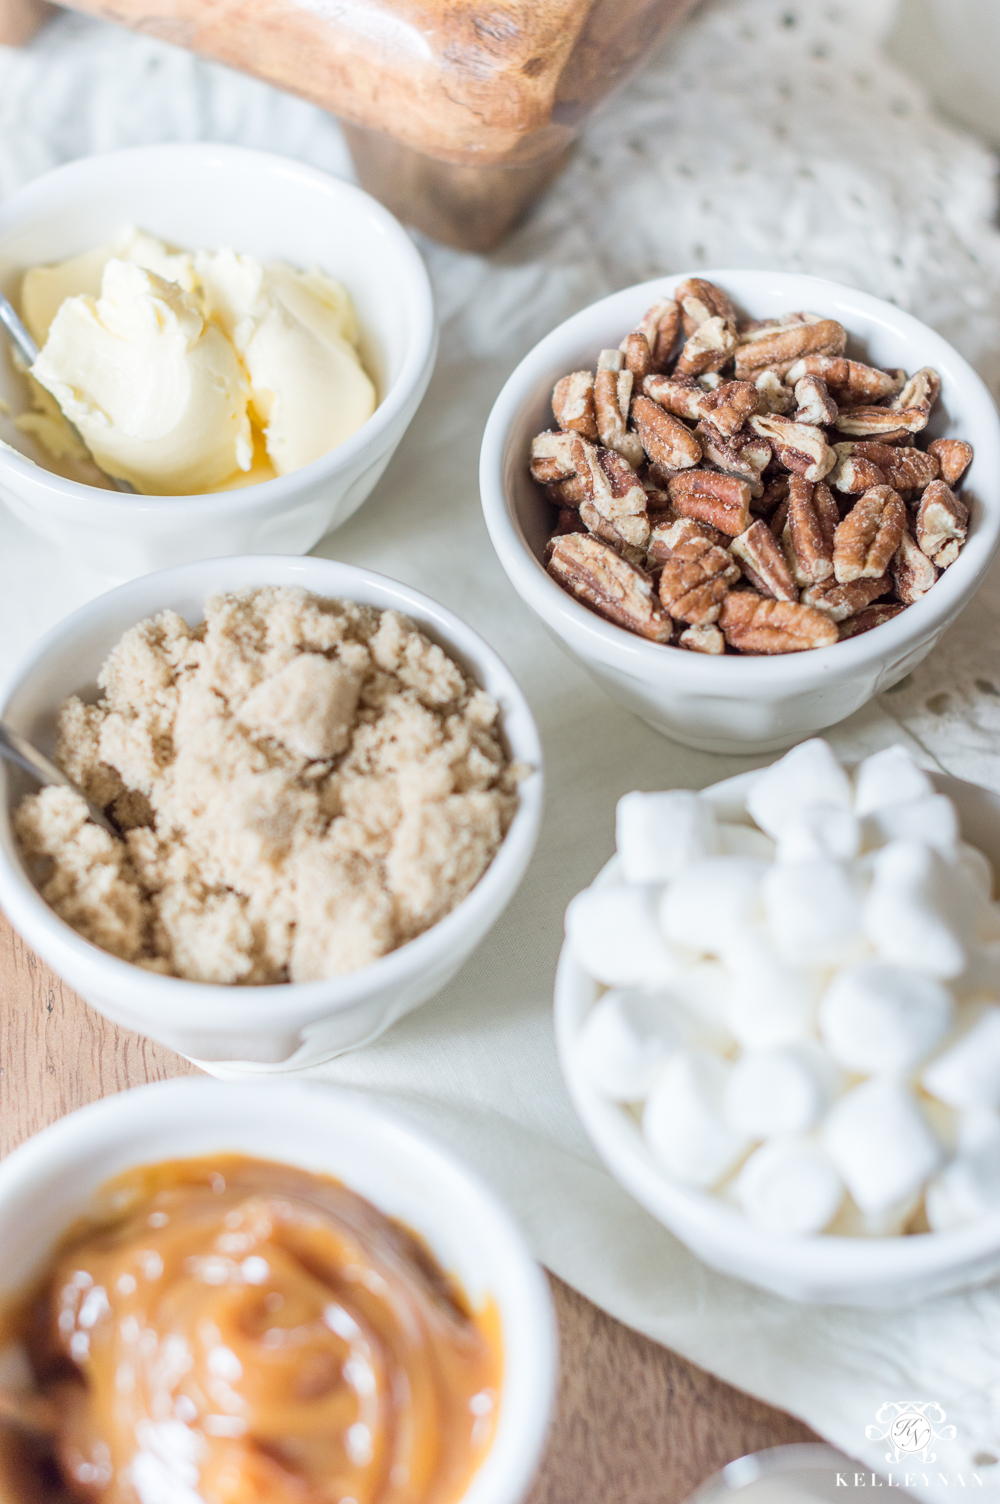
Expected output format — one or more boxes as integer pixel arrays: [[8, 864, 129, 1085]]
[[3, 0, 1000, 1490]]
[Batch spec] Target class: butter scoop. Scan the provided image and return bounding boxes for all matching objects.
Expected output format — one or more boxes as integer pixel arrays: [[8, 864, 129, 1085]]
[[30, 259, 253, 495], [197, 248, 376, 475]]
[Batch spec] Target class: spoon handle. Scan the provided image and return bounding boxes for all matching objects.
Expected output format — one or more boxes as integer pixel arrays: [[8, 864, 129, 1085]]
[[0, 722, 119, 837]]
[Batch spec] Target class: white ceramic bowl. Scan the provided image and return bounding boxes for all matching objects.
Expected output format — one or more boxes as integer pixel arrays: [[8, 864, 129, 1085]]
[[0, 144, 436, 580], [0, 1078, 557, 1504], [555, 765, 1000, 1307], [0, 555, 543, 1070], [480, 269, 1000, 754]]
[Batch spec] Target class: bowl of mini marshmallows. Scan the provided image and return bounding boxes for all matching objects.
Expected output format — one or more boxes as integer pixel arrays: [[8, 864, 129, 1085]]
[[555, 739, 1000, 1306], [481, 270, 1000, 753]]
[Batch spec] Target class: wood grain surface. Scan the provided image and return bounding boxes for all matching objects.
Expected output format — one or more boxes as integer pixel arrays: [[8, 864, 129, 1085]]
[[0, 909, 814, 1502]]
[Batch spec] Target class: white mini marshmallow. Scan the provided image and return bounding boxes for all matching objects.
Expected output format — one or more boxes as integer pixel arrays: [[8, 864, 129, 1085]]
[[616, 790, 719, 884], [723, 1042, 839, 1137], [854, 745, 935, 816], [821, 1077, 943, 1214], [763, 859, 866, 967], [643, 1049, 748, 1188], [958, 1107, 1000, 1154], [666, 960, 731, 1032], [566, 884, 681, 988], [818, 962, 954, 1075], [576, 989, 691, 1101], [724, 930, 825, 1049], [864, 841, 967, 979], [659, 857, 767, 955], [775, 806, 861, 864], [746, 739, 853, 838], [718, 823, 777, 861], [862, 794, 959, 856], [735, 1138, 845, 1235], [922, 1005, 1000, 1110], [925, 1143, 1000, 1231]]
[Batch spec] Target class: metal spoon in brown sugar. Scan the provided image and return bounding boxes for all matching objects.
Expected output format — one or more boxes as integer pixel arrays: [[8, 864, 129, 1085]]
[[0, 721, 119, 838]]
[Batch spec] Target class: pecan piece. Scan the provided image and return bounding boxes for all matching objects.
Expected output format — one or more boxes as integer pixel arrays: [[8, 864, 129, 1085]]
[[730, 519, 798, 601], [892, 529, 938, 604], [635, 297, 681, 372], [679, 623, 725, 654], [927, 438, 973, 489], [595, 446, 651, 549], [643, 481, 674, 515], [828, 442, 886, 495], [546, 474, 589, 506], [547, 533, 672, 642], [802, 572, 892, 623], [620, 331, 652, 380], [785, 355, 904, 404], [769, 495, 791, 539], [554, 506, 586, 536], [793, 375, 838, 426], [696, 421, 770, 497], [890, 367, 941, 415], [643, 373, 713, 423], [759, 474, 790, 515], [719, 591, 839, 653], [833, 405, 929, 439], [755, 370, 796, 414], [838, 602, 907, 638], [594, 349, 644, 469], [529, 429, 582, 485], [675, 316, 738, 378], [747, 413, 836, 482], [833, 485, 907, 583], [552, 371, 598, 439], [531, 431, 649, 547], [915, 479, 969, 566], [783, 477, 838, 585], [578, 499, 647, 567], [674, 277, 738, 336], [652, 517, 741, 624], [667, 471, 752, 537], [702, 380, 759, 438], [632, 394, 702, 471], [733, 319, 847, 380], [829, 440, 938, 494]]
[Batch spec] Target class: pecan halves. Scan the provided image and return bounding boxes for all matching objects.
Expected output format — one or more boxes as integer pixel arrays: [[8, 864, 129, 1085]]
[[696, 421, 770, 497], [833, 485, 907, 583], [833, 405, 929, 439], [783, 476, 838, 585], [793, 375, 838, 427], [635, 297, 681, 372], [719, 591, 839, 653], [621, 331, 652, 380], [838, 602, 907, 638], [802, 572, 893, 623], [594, 349, 644, 469], [733, 318, 847, 380], [928, 438, 973, 489], [915, 479, 969, 567], [730, 519, 798, 601], [679, 623, 725, 654], [552, 372, 598, 438], [675, 316, 738, 378], [674, 278, 738, 336], [785, 355, 903, 404], [632, 394, 702, 471], [651, 517, 741, 624], [747, 414, 837, 482], [643, 373, 713, 423], [667, 471, 752, 537], [892, 530, 938, 604], [890, 367, 941, 415], [547, 533, 672, 642]]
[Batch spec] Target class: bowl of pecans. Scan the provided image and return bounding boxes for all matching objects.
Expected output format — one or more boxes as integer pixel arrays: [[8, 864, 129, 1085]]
[[480, 270, 1000, 753]]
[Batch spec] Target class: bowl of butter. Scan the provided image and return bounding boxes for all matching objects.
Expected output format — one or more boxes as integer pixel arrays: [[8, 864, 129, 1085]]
[[0, 144, 436, 579]]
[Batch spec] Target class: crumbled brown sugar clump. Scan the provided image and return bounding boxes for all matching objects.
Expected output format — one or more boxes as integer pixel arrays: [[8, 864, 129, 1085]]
[[14, 586, 520, 984], [531, 279, 974, 654]]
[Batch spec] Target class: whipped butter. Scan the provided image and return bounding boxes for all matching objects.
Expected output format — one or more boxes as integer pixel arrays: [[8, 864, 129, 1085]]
[[17, 228, 376, 495]]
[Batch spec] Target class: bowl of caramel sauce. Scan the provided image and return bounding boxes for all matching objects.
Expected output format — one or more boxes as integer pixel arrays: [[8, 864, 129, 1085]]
[[0, 1080, 556, 1504]]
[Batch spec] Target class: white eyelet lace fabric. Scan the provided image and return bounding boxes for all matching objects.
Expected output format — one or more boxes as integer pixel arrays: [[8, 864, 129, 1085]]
[[3, 1, 1000, 1484]]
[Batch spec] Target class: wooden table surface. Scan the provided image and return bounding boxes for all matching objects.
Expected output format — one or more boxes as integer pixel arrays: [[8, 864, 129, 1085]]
[[0, 910, 815, 1502]]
